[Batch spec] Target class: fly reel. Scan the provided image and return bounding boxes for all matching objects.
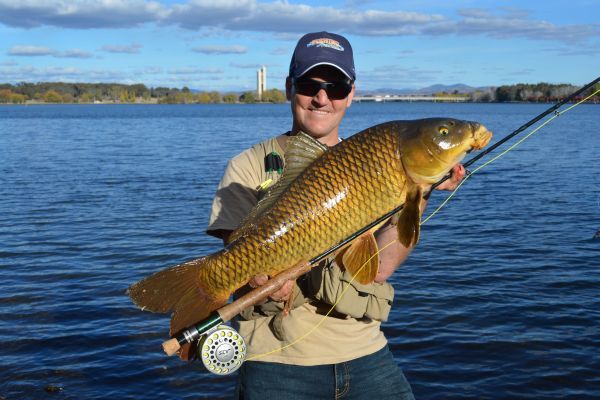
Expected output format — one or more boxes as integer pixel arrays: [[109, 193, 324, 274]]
[[198, 325, 246, 375]]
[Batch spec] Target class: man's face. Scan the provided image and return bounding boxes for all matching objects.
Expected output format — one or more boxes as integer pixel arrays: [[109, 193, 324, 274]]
[[287, 65, 354, 144]]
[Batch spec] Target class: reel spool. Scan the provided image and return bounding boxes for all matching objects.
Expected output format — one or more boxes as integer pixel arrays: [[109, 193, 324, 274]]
[[198, 325, 246, 375]]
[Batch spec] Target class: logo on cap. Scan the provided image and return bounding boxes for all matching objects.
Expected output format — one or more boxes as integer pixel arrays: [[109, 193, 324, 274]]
[[307, 38, 344, 51]]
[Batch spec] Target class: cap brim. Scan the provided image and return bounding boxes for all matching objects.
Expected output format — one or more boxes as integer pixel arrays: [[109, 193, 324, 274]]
[[298, 62, 354, 81]]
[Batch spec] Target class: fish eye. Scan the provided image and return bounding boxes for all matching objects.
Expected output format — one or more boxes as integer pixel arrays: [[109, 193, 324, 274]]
[[438, 126, 449, 135]]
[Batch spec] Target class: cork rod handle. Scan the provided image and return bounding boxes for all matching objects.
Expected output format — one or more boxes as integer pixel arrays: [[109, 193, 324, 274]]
[[219, 261, 312, 320]]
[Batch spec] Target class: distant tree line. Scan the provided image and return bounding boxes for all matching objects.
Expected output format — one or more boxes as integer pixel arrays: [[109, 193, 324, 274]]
[[493, 83, 582, 102], [0, 81, 597, 104], [0, 82, 287, 104], [469, 82, 599, 103], [423, 83, 598, 103]]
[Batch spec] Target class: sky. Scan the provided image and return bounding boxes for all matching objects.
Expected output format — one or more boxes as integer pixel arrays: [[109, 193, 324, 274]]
[[0, 0, 598, 92]]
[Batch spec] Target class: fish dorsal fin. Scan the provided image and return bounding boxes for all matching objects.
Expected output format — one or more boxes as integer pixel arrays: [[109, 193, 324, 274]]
[[284, 131, 329, 174], [228, 132, 328, 243]]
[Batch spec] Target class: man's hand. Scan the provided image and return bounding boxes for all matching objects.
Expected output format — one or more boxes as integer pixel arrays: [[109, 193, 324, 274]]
[[248, 274, 294, 303], [436, 164, 466, 191]]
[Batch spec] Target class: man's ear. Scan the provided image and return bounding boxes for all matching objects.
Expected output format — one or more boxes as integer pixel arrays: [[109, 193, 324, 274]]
[[285, 77, 293, 101]]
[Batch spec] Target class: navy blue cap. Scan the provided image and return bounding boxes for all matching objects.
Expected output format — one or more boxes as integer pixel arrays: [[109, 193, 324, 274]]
[[289, 31, 356, 81]]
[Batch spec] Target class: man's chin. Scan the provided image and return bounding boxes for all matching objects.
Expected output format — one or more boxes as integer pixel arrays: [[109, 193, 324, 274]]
[[302, 122, 337, 137]]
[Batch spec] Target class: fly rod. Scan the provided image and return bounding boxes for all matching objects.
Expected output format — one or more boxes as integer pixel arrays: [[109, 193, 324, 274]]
[[161, 76, 599, 373], [314, 75, 600, 263], [458, 76, 599, 172]]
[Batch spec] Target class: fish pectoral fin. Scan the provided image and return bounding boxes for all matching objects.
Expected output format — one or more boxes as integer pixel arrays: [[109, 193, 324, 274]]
[[340, 231, 380, 284], [396, 186, 423, 248]]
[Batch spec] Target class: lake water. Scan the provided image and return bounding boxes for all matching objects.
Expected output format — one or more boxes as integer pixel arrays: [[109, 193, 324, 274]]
[[0, 103, 598, 399]]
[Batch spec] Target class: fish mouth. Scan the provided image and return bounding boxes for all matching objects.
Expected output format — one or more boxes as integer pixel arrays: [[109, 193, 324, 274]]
[[470, 123, 493, 150]]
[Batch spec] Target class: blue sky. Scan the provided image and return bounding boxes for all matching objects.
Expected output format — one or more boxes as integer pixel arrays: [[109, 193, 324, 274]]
[[0, 0, 598, 92]]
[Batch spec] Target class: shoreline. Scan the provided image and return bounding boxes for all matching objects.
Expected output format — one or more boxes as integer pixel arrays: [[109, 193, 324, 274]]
[[1, 100, 597, 106]]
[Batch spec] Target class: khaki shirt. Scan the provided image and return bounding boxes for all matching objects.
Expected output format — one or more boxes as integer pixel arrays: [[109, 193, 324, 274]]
[[206, 134, 387, 365]]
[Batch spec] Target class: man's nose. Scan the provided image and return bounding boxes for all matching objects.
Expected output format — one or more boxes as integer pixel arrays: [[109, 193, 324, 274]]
[[313, 88, 329, 104]]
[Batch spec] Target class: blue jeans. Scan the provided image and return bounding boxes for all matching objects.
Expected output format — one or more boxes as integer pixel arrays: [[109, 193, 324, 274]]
[[234, 345, 415, 400]]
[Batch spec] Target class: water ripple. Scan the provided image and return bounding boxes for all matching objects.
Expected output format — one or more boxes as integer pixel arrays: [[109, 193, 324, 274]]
[[1, 103, 598, 399]]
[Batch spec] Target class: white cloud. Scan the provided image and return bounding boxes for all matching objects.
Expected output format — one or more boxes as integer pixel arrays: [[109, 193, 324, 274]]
[[55, 49, 94, 58], [0, 1, 596, 46], [362, 65, 442, 89], [101, 43, 143, 54], [8, 45, 93, 58], [0, 63, 244, 89], [424, 8, 600, 43], [168, 1, 442, 36], [0, 0, 168, 28], [167, 67, 223, 74], [0, 64, 145, 84], [8, 45, 55, 56], [543, 44, 600, 57], [169, 0, 255, 30], [192, 45, 247, 54]]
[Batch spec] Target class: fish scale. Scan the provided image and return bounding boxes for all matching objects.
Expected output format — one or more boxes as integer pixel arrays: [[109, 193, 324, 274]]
[[197, 124, 406, 297], [128, 118, 492, 339]]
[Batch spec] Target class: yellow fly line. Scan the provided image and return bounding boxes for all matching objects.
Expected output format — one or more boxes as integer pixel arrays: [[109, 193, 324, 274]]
[[247, 87, 600, 361], [422, 87, 600, 225], [245, 239, 397, 361]]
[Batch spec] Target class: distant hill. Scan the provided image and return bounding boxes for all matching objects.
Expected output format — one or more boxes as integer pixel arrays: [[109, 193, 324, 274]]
[[359, 83, 492, 96]]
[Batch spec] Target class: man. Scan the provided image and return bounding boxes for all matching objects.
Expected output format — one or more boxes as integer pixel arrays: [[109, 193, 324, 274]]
[[207, 31, 464, 399]]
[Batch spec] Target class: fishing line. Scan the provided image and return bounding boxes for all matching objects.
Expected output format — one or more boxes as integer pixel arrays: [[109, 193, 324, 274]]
[[423, 85, 600, 224], [170, 78, 599, 367], [247, 80, 599, 362], [245, 238, 397, 362], [309, 76, 600, 263]]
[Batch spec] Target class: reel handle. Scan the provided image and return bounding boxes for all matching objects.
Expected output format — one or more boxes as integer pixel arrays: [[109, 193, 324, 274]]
[[163, 338, 182, 356]]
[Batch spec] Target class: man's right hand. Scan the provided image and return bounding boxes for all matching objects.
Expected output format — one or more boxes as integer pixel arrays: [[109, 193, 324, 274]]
[[248, 274, 295, 303]]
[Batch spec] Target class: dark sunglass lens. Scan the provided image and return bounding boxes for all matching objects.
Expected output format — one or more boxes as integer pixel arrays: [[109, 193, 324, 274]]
[[295, 81, 321, 97], [328, 82, 352, 99], [294, 79, 352, 99]]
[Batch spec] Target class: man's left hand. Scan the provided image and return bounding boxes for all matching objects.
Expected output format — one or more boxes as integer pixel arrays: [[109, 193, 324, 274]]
[[435, 164, 466, 191]]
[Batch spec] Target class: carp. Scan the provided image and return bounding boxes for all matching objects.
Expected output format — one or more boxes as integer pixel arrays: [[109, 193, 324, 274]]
[[128, 118, 492, 345]]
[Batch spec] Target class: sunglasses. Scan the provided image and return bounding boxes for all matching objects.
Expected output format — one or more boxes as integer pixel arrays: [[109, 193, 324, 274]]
[[292, 78, 353, 100]]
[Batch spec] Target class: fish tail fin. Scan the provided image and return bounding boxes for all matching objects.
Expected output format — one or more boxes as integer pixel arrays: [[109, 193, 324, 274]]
[[127, 257, 229, 359]]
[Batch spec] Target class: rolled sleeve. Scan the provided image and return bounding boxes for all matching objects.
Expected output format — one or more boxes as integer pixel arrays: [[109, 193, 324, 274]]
[[206, 152, 262, 237]]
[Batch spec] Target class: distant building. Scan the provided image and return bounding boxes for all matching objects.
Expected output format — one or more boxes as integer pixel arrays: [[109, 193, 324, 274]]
[[257, 66, 267, 100]]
